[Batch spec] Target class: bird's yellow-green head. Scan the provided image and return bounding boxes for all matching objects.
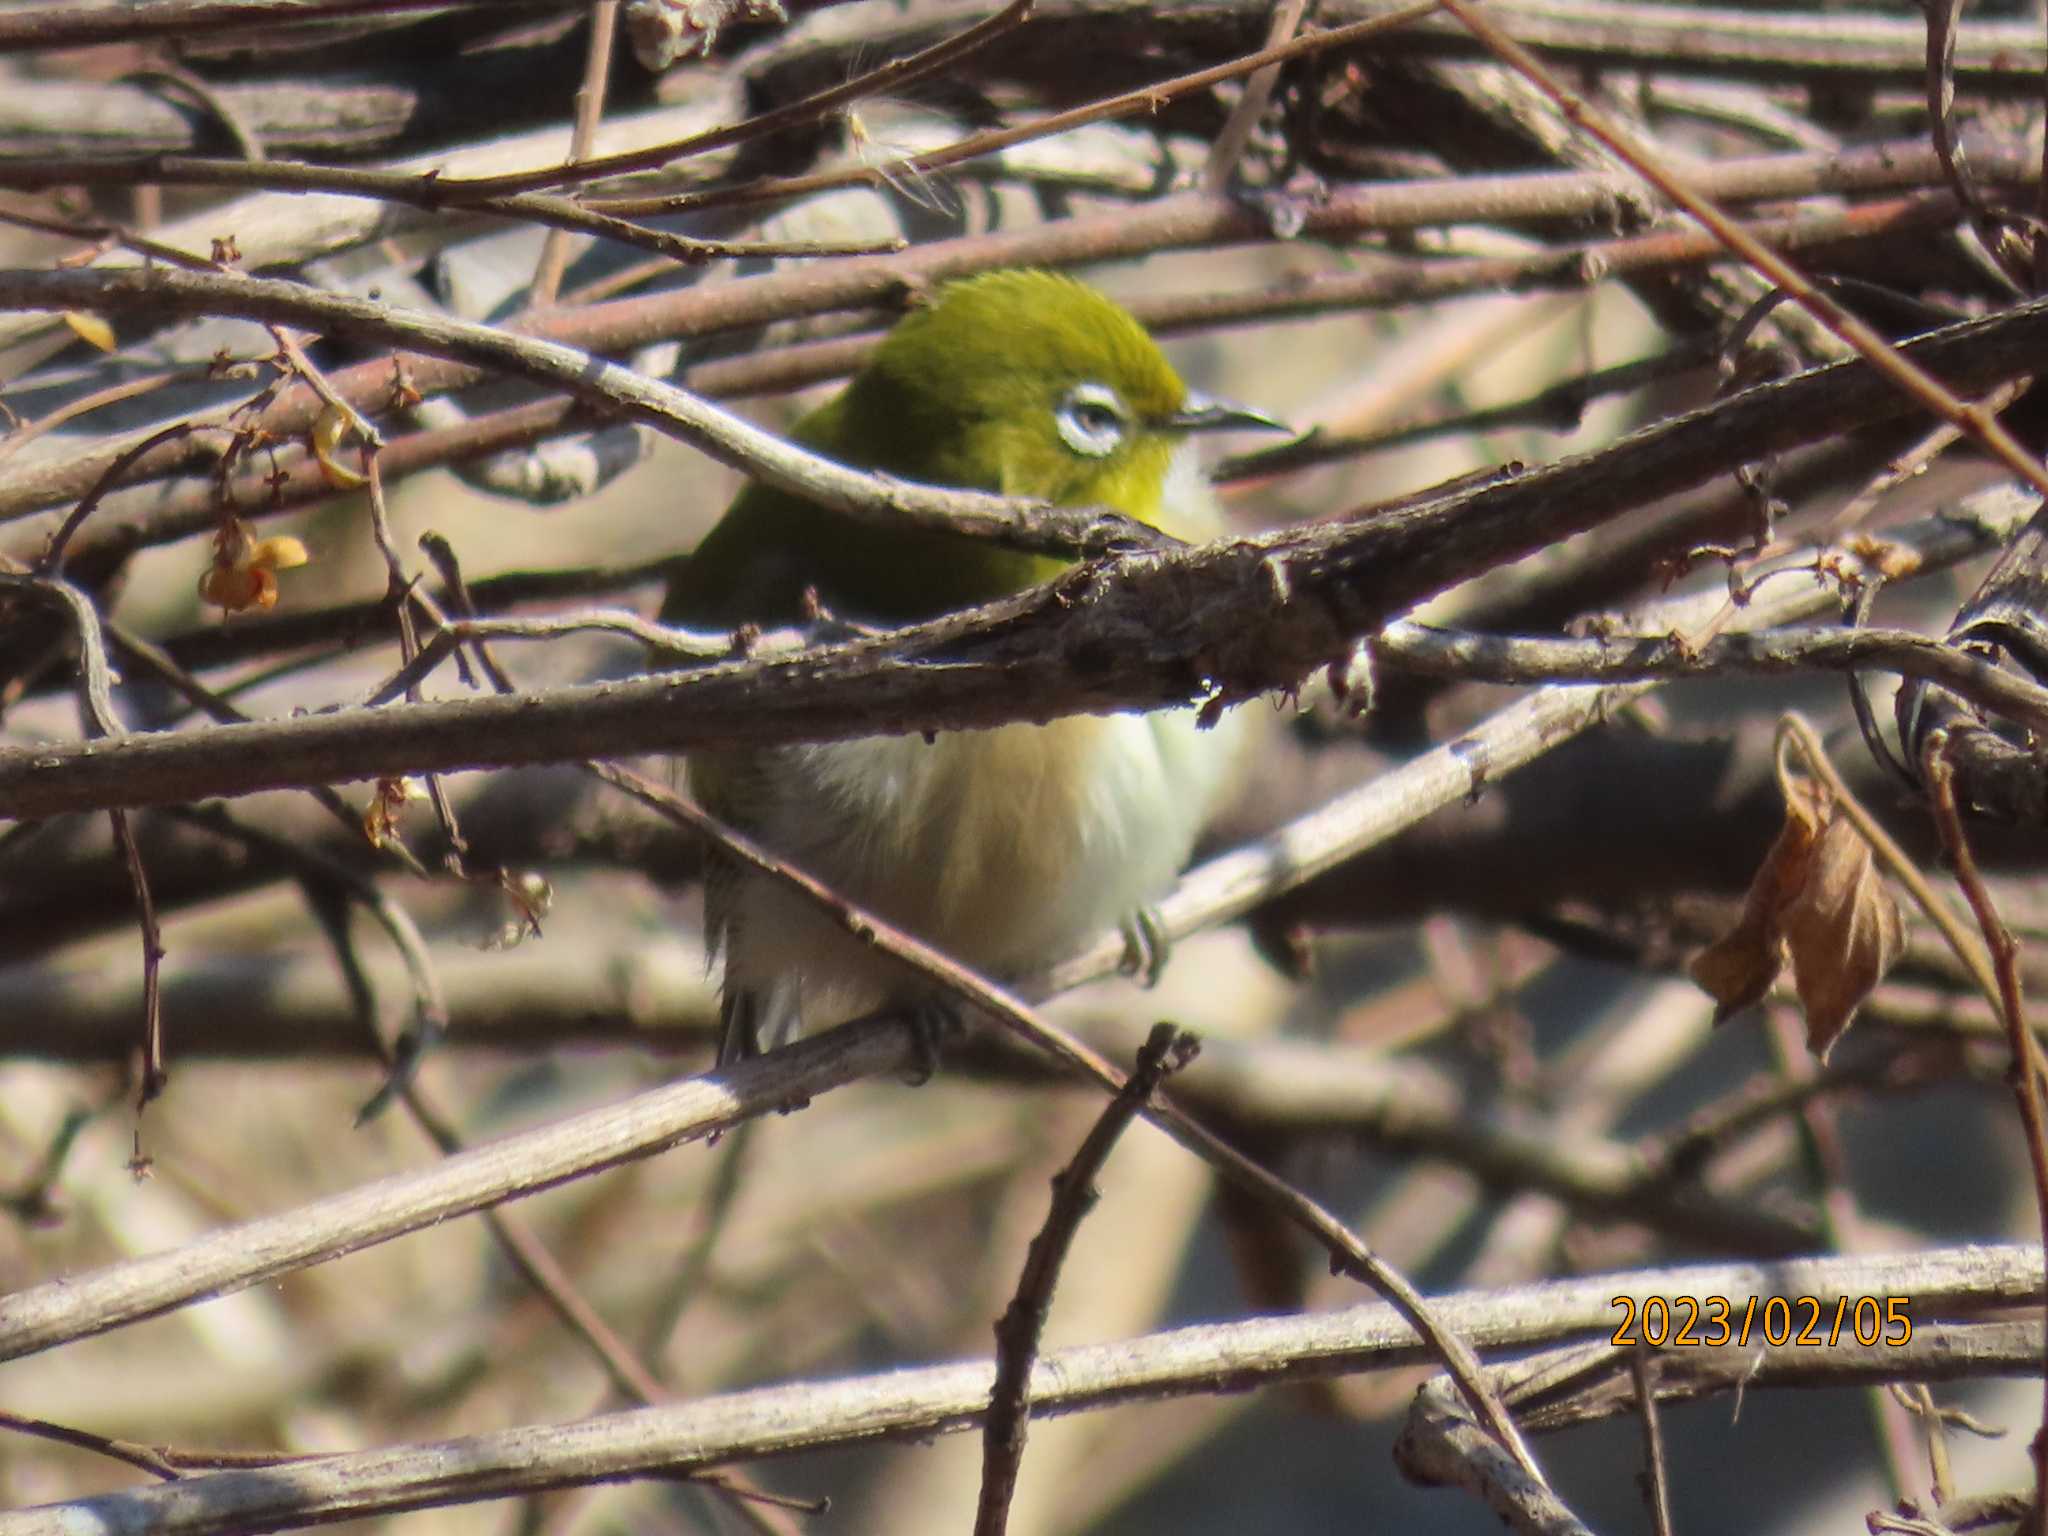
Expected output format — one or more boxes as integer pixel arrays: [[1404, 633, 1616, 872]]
[[669, 268, 1280, 628], [836, 268, 1255, 524]]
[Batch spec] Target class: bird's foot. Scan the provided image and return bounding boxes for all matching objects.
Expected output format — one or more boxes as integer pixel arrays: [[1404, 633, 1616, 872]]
[[1118, 906, 1171, 989], [903, 999, 965, 1085]]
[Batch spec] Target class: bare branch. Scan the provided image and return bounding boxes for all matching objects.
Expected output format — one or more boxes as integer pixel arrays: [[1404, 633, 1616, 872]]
[[976, 1024, 1195, 1536], [0, 1016, 916, 1364], [8, 1247, 2038, 1535], [0, 0, 532, 53]]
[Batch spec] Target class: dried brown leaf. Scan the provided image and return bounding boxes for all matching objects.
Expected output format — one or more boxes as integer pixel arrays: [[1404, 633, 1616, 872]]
[[1688, 781, 1821, 1021], [1688, 775, 1902, 1055], [1780, 813, 1906, 1059]]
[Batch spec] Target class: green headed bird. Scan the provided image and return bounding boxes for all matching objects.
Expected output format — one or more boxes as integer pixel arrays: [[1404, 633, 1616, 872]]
[[665, 269, 1281, 1062]]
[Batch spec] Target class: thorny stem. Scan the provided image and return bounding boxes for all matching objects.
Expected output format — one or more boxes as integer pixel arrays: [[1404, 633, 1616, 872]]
[[1921, 738, 2048, 1533]]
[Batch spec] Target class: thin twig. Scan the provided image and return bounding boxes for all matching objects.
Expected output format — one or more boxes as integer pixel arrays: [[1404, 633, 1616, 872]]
[[1377, 621, 2048, 739], [36, 417, 227, 575], [105, 807, 166, 1110], [358, 449, 468, 886], [1201, 0, 1309, 191], [0, 1408, 184, 1482], [1896, 1384, 1958, 1507], [106, 622, 432, 874], [0, 366, 202, 469], [1758, 1006, 1919, 1499], [0, 153, 909, 266], [527, 0, 620, 311], [1630, 1348, 1675, 1536], [1825, 379, 2034, 537], [1437, 0, 2048, 514], [297, 890, 670, 1412], [1920, 736, 2048, 1525], [416, 532, 525, 689], [2, 571, 170, 1107], [447, 0, 1039, 200], [593, 2, 1446, 217], [975, 1023, 1196, 1536]]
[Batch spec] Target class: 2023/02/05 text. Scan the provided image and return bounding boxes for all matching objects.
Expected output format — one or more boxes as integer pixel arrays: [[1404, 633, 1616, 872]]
[[1610, 1294, 1912, 1348]]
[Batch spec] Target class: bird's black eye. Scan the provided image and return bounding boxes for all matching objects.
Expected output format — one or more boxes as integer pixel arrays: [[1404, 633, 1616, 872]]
[[1055, 382, 1128, 458]]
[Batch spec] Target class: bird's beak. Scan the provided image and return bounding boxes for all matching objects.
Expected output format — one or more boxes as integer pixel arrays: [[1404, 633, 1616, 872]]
[[1158, 390, 1291, 435]]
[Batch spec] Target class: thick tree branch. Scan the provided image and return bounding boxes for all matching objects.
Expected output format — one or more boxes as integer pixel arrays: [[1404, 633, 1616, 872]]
[[1, 294, 2042, 820], [8, 1246, 2038, 1535]]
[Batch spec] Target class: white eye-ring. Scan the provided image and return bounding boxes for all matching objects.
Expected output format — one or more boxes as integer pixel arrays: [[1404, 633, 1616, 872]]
[[1054, 382, 1129, 458]]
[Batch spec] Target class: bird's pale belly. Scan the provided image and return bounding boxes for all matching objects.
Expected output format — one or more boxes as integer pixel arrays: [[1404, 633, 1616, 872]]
[[711, 706, 1242, 1033]]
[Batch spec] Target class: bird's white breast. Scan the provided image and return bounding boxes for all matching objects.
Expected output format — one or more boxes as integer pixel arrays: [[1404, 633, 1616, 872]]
[[720, 705, 1244, 1029]]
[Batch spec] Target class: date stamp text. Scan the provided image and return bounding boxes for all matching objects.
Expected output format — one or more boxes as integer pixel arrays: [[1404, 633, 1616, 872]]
[[1610, 1294, 1911, 1348]]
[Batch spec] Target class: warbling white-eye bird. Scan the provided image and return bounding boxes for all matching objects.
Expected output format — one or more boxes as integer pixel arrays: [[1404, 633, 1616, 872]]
[[663, 268, 1284, 1063]]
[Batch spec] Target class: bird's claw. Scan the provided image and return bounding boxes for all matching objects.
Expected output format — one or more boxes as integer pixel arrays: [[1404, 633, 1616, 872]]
[[904, 999, 964, 1085], [1118, 907, 1171, 988]]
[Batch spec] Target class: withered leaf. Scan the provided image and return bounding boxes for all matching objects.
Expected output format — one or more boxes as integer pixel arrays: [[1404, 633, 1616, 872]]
[[1689, 780, 1821, 1023], [1689, 775, 1903, 1058], [1779, 812, 1905, 1059]]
